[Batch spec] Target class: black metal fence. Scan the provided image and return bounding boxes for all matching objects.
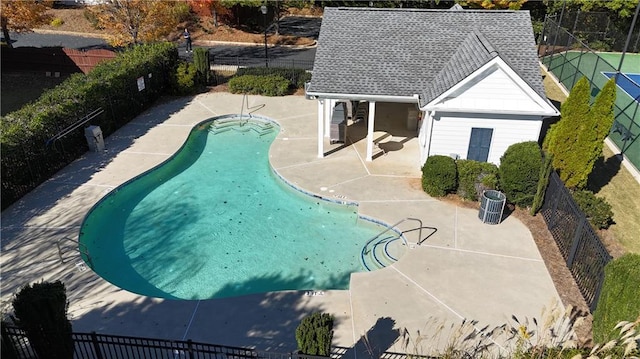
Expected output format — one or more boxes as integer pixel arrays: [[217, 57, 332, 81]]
[[540, 172, 612, 312], [1, 326, 420, 359], [1, 326, 297, 359], [211, 56, 314, 71]]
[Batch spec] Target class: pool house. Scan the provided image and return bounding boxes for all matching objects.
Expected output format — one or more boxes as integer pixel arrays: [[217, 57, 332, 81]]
[[306, 6, 559, 166]]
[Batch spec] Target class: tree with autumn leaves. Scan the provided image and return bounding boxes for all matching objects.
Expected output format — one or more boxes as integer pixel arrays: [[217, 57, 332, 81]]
[[1, 0, 53, 48], [86, 0, 189, 47]]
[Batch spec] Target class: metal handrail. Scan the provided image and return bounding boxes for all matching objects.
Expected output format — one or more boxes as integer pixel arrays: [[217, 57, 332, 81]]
[[46, 108, 104, 148], [239, 93, 266, 122], [56, 237, 93, 268], [361, 217, 424, 270]]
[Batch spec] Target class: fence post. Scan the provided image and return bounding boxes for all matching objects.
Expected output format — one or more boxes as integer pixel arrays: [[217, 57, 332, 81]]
[[571, 48, 585, 88], [187, 339, 194, 359], [547, 174, 561, 228], [91, 331, 105, 359], [590, 259, 609, 312], [566, 217, 586, 268]]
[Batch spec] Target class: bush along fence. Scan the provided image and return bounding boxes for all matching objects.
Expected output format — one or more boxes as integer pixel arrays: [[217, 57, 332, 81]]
[[0, 43, 179, 210], [540, 172, 612, 312]]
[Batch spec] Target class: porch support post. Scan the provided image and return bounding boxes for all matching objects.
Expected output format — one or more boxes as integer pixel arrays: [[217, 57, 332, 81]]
[[317, 99, 324, 158], [366, 101, 376, 162], [324, 99, 333, 136]]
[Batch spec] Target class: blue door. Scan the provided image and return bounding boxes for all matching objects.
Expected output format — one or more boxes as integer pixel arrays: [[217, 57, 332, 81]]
[[467, 128, 493, 162]]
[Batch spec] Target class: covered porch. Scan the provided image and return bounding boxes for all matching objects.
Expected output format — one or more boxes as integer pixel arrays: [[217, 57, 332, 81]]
[[316, 100, 423, 172]]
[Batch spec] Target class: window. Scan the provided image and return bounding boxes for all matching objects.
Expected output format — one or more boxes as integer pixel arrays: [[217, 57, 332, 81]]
[[467, 128, 493, 162]]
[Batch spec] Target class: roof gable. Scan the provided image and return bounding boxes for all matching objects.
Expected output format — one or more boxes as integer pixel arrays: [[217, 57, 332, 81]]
[[421, 57, 559, 116], [307, 7, 547, 102], [421, 29, 498, 105]]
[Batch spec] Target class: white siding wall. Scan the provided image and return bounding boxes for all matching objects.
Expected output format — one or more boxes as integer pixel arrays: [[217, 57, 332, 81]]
[[426, 115, 542, 165], [436, 67, 548, 114]]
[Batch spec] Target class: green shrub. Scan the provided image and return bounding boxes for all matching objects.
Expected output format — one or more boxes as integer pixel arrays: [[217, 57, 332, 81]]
[[236, 67, 311, 88], [530, 154, 553, 215], [172, 1, 192, 22], [228, 75, 290, 96], [593, 254, 640, 343], [421, 155, 457, 197], [571, 190, 614, 229], [12, 281, 73, 359], [193, 47, 211, 86], [499, 142, 543, 208], [456, 159, 498, 201], [83, 8, 102, 30], [50, 18, 64, 27], [174, 62, 197, 94], [295, 312, 334, 356]]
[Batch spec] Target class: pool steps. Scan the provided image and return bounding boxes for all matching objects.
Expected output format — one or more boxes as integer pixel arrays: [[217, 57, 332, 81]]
[[360, 217, 434, 271], [361, 234, 406, 271], [209, 119, 275, 136]]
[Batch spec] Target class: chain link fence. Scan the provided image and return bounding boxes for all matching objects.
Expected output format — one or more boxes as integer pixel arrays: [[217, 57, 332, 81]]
[[538, 14, 640, 173]]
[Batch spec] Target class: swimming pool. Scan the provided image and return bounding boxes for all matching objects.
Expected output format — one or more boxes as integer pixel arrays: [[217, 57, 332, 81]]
[[79, 116, 403, 300]]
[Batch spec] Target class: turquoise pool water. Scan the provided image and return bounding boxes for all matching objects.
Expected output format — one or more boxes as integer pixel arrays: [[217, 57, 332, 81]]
[[79, 117, 390, 300]]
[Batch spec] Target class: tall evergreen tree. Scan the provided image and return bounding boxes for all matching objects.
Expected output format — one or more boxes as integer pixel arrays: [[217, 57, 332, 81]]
[[544, 77, 591, 184], [545, 77, 617, 188], [579, 77, 617, 187]]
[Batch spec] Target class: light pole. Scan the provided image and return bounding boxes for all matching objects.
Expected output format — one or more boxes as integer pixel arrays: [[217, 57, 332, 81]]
[[261, 5, 268, 68]]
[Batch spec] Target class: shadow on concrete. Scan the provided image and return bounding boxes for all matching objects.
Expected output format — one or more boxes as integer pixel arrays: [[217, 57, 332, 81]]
[[71, 272, 335, 352], [1, 96, 196, 310], [335, 317, 399, 359]]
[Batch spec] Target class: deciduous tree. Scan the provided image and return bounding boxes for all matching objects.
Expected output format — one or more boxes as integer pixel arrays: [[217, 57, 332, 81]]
[[188, 0, 231, 27], [0, 0, 53, 48], [87, 0, 183, 47], [462, 0, 528, 10], [544, 0, 638, 18]]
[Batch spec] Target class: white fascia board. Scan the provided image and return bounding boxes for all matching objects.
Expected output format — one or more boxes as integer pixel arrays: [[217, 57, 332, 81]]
[[420, 57, 560, 117], [305, 91, 420, 104]]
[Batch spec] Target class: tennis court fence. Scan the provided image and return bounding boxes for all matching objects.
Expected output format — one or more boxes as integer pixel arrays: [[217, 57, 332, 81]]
[[538, 14, 640, 172]]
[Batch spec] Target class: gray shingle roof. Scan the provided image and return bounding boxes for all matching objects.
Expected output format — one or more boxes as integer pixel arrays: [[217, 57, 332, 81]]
[[307, 7, 545, 103]]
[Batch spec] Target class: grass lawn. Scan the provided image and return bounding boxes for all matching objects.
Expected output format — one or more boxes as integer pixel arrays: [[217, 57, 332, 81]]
[[596, 146, 640, 254], [543, 68, 640, 255]]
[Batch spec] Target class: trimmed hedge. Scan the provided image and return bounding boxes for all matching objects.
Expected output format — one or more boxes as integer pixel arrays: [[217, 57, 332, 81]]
[[593, 254, 640, 343], [499, 141, 543, 208], [421, 155, 457, 197], [236, 67, 311, 89], [1, 42, 179, 209], [228, 75, 290, 96], [571, 190, 614, 229], [174, 62, 198, 94], [456, 159, 499, 201]]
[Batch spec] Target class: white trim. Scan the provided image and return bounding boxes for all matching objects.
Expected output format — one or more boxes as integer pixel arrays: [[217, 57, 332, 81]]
[[305, 91, 419, 104], [421, 57, 559, 117], [366, 101, 376, 161], [317, 99, 324, 158]]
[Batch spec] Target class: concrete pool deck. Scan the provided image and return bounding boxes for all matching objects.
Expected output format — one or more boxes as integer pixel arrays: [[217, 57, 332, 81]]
[[1, 93, 562, 356]]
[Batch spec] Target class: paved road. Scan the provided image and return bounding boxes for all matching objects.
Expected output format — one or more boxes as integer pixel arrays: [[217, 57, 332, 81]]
[[7, 31, 316, 65], [6, 16, 320, 61], [7, 31, 110, 50]]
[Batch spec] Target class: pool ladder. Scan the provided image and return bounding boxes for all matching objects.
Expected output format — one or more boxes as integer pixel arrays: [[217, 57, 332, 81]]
[[56, 237, 93, 269]]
